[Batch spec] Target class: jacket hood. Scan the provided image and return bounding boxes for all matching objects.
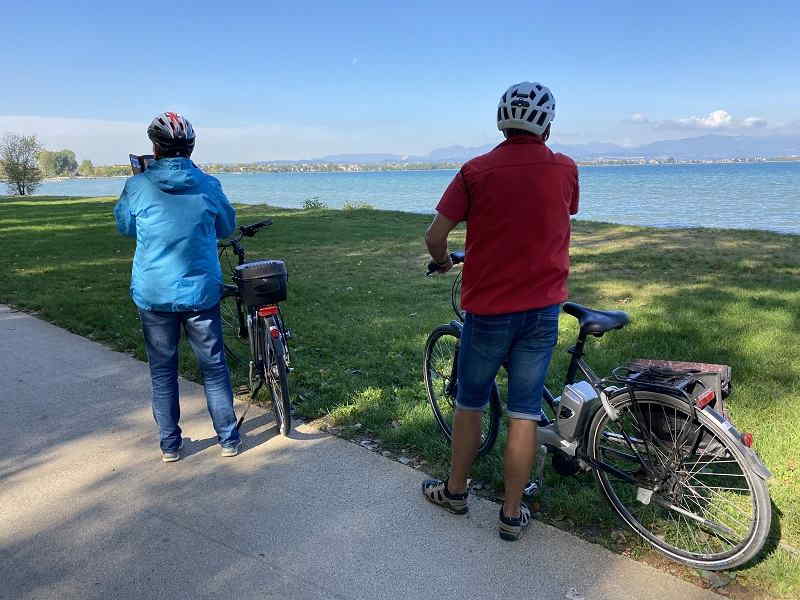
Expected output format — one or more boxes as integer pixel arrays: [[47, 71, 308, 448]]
[[144, 157, 200, 193]]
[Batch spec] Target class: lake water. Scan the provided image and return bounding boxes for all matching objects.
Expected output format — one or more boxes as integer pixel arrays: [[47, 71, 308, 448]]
[[35, 161, 800, 235]]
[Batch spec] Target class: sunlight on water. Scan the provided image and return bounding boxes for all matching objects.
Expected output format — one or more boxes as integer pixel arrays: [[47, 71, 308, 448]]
[[35, 162, 800, 234]]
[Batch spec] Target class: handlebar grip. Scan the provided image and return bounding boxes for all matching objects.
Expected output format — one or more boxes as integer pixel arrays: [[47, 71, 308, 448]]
[[426, 260, 440, 276], [240, 219, 273, 237], [426, 251, 464, 275]]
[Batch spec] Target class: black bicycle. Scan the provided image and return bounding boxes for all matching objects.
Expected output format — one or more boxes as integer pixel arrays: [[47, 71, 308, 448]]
[[424, 252, 772, 571], [218, 220, 292, 436]]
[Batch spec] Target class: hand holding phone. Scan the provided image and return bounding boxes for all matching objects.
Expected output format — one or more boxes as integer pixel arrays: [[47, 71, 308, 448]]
[[129, 154, 155, 174]]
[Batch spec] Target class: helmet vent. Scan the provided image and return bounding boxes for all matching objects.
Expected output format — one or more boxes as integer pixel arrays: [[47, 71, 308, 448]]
[[537, 111, 548, 126], [502, 106, 510, 120], [527, 110, 539, 123], [537, 93, 550, 107]]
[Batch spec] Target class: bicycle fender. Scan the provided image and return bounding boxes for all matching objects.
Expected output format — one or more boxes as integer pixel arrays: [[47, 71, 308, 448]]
[[701, 406, 773, 480], [598, 389, 619, 421]]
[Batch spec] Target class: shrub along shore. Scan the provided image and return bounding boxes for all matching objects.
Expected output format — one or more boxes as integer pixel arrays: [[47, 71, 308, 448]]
[[1, 195, 798, 597]]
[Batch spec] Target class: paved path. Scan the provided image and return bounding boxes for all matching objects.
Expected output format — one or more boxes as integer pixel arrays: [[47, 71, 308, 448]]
[[0, 305, 722, 600]]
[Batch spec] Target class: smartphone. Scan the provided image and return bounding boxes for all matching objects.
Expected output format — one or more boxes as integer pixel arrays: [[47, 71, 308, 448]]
[[129, 154, 155, 174]]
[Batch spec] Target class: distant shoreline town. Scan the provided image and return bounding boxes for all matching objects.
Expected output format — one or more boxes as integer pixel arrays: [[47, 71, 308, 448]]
[[200, 155, 800, 174], [37, 154, 800, 180], [17, 131, 800, 179]]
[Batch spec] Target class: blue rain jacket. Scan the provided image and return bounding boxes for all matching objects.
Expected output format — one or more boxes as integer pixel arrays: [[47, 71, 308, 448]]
[[113, 158, 236, 312]]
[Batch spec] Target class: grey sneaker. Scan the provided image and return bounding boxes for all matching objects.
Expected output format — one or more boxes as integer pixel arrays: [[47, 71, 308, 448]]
[[161, 440, 184, 463], [421, 479, 469, 515], [221, 440, 243, 458], [498, 503, 531, 541]]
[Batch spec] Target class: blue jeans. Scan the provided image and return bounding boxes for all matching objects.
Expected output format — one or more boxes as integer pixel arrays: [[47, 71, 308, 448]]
[[139, 305, 240, 451], [456, 304, 559, 421]]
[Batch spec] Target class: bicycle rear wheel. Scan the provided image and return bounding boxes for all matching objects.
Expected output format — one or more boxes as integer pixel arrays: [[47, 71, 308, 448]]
[[264, 316, 291, 437], [423, 324, 500, 456], [588, 390, 771, 570]]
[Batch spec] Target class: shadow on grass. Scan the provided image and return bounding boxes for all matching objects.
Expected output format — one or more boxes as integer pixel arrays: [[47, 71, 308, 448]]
[[2, 195, 798, 595]]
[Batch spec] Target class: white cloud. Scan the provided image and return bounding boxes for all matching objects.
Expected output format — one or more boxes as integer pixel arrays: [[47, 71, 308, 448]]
[[628, 109, 768, 132], [742, 116, 768, 128], [677, 109, 733, 129]]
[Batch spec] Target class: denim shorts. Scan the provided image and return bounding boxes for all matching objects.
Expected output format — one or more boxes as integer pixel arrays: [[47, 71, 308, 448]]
[[455, 304, 559, 421]]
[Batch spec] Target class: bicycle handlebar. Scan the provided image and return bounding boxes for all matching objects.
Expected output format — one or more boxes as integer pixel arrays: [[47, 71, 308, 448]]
[[218, 220, 273, 250], [240, 219, 272, 237], [426, 251, 465, 276]]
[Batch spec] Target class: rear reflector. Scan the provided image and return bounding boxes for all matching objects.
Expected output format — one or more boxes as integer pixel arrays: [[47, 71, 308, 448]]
[[742, 432, 753, 447], [257, 305, 279, 317], [696, 389, 715, 409], [269, 326, 281, 339]]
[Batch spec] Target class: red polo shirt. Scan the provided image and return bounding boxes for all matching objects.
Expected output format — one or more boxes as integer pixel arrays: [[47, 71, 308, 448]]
[[436, 136, 579, 315]]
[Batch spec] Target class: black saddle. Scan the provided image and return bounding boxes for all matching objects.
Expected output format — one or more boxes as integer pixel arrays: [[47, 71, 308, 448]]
[[562, 302, 630, 338]]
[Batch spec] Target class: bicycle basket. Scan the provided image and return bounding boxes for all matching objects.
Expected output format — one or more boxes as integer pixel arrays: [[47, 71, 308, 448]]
[[234, 260, 288, 307]]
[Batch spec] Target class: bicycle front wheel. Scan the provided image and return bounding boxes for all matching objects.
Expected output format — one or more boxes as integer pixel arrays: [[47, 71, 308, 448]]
[[263, 317, 291, 437], [588, 390, 771, 570], [423, 324, 500, 456]]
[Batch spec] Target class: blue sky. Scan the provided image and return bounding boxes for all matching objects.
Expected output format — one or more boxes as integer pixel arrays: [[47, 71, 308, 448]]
[[2, 0, 799, 163]]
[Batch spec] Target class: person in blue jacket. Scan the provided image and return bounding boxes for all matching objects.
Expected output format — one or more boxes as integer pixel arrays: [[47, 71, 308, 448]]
[[114, 112, 241, 462]]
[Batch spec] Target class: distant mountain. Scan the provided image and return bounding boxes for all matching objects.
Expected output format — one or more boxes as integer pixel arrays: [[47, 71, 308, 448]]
[[423, 135, 800, 162], [631, 135, 800, 160], [314, 153, 409, 164], [282, 134, 800, 165], [425, 144, 493, 161]]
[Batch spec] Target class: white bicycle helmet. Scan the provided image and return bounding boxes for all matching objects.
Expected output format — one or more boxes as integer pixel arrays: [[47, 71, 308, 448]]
[[496, 82, 555, 136]]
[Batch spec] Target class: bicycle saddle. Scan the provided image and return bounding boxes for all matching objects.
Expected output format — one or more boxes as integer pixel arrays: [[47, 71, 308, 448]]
[[562, 302, 630, 338]]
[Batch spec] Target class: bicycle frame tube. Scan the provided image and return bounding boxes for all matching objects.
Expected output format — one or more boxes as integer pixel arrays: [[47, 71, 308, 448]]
[[564, 335, 601, 386]]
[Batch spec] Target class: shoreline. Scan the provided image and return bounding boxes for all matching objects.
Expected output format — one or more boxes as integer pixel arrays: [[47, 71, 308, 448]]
[[8, 194, 800, 238], [40, 157, 800, 182]]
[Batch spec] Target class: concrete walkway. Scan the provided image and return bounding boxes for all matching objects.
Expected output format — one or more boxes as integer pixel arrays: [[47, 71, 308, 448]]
[[0, 305, 722, 600]]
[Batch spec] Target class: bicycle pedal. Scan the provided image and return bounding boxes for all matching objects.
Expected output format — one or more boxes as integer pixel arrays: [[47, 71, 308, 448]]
[[523, 479, 543, 498], [285, 329, 293, 339]]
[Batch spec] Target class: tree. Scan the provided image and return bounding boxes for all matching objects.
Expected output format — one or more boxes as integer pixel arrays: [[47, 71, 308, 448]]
[[78, 159, 95, 177], [53, 149, 78, 176], [38, 150, 57, 177], [0, 134, 43, 195]]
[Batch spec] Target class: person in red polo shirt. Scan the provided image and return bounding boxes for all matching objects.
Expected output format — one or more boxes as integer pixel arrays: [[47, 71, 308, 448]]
[[422, 81, 579, 541]]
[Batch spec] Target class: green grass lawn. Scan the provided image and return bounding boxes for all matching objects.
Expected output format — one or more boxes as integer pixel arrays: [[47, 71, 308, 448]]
[[2, 195, 798, 598]]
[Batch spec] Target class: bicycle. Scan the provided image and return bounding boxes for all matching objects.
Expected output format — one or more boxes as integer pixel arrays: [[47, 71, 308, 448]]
[[423, 252, 772, 571], [217, 220, 293, 436]]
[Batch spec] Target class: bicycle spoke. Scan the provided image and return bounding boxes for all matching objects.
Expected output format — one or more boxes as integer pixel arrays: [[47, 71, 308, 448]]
[[592, 393, 766, 563], [679, 487, 747, 547], [679, 471, 753, 520]]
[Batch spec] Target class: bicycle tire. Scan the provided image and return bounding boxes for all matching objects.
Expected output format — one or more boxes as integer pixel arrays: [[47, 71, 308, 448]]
[[587, 390, 771, 570], [263, 316, 291, 437], [423, 324, 501, 456], [219, 296, 249, 379]]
